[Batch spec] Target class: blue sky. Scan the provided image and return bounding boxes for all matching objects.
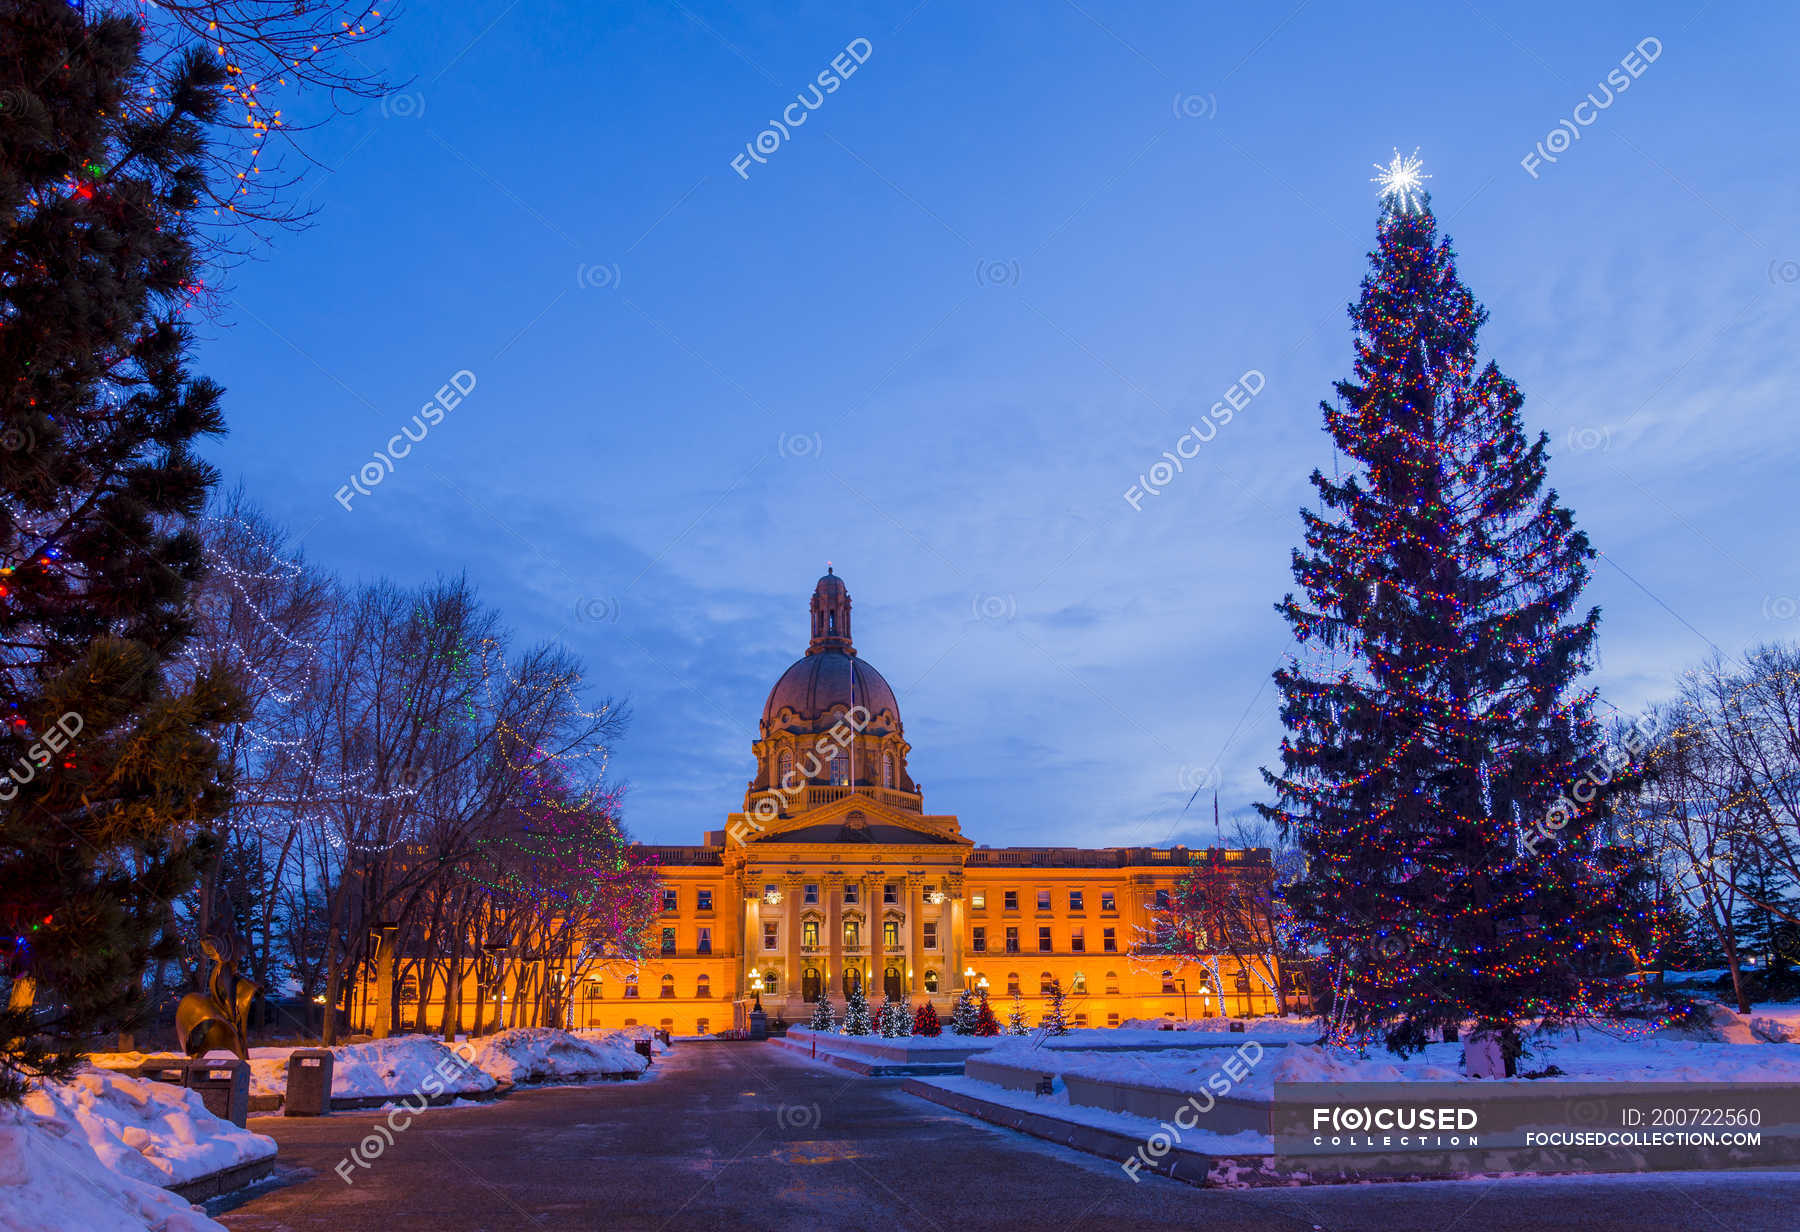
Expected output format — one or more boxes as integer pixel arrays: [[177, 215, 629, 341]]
[[198, 1, 1800, 848]]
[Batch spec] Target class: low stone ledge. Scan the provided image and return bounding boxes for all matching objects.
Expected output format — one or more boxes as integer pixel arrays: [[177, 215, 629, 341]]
[[167, 1155, 277, 1204]]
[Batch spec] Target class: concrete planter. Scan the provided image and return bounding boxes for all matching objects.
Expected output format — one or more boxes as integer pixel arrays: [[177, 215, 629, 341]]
[[1060, 1073, 1271, 1136]]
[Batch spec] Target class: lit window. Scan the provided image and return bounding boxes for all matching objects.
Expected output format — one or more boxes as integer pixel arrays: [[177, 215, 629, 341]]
[[802, 920, 818, 949], [764, 971, 779, 995], [924, 970, 939, 993], [971, 892, 986, 910], [883, 919, 899, 948], [1071, 971, 1087, 994], [845, 921, 860, 948]]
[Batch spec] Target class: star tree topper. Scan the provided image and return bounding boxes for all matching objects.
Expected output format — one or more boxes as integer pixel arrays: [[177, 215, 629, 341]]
[[1371, 148, 1430, 214]]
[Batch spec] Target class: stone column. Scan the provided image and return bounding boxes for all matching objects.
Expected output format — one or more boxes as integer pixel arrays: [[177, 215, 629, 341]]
[[907, 877, 926, 995], [783, 874, 802, 1007], [825, 872, 843, 1003], [866, 874, 884, 997], [946, 873, 965, 993], [741, 888, 759, 1002]]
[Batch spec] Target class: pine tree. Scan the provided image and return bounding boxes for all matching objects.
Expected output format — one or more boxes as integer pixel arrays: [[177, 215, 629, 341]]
[[1042, 977, 1069, 1036], [1007, 992, 1029, 1035], [878, 996, 911, 1038], [0, 0, 246, 1103], [972, 991, 1000, 1037], [1260, 168, 1631, 1064], [1733, 853, 1799, 975], [949, 986, 978, 1035], [912, 1000, 941, 1036], [841, 980, 872, 1035], [808, 997, 835, 1032]]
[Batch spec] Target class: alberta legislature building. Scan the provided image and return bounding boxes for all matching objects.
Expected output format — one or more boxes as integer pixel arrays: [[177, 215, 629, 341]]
[[571, 570, 1283, 1036]]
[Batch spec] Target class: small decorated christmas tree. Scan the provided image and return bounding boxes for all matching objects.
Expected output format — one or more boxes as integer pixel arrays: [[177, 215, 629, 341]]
[[842, 981, 872, 1035], [973, 991, 1000, 1037], [1007, 992, 1030, 1035], [1043, 977, 1069, 1036], [878, 996, 912, 1037], [808, 997, 835, 1033], [949, 986, 978, 1035], [913, 1001, 942, 1036]]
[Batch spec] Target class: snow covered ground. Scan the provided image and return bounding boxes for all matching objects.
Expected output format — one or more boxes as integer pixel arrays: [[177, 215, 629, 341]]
[[94, 1036, 499, 1101], [2, 1067, 279, 1232], [466, 1028, 647, 1084]]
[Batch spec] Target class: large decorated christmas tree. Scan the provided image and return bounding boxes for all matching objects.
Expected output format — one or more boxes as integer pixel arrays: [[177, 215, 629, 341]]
[[1261, 153, 1636, 1065]]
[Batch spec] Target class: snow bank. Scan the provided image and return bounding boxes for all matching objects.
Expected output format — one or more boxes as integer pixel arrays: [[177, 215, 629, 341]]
[[466, 1028, 647, 1084], [0, 1095, 235, 1232], [19, 1068, 274, 1189]]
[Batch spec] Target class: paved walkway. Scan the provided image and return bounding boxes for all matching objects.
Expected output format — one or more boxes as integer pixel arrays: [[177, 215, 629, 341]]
[[218, 1042, 1800, 1231]]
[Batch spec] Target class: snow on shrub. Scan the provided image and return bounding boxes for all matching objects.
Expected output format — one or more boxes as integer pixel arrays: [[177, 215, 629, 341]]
[[467, 1028, 647, 1084]]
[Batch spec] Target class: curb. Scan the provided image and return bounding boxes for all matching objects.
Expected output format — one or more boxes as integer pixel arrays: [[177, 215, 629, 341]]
[[168, 1155, 277, 1203]]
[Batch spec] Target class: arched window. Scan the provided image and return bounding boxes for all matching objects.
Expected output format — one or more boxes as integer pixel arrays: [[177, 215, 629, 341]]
[[803, 967, 822, 1003], [883, 966, 902, 1001], [1039, 971, 1054, 996], [1104, 972, 1119, 995], [1071, 971, 1087, 995], [924, 970, 939, 993], [843, 967, 862, 998], [695, 975, 710, 999], [1006, 972, 1020, 997], [660, 975, 675, 999], [778, 749, 793, 785], [763, 970, 780, 996], [882, 752, 895, 788]]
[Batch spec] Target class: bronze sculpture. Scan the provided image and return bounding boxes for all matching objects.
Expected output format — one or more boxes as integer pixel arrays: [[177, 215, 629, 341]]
[[175, 937, 260, 1060]]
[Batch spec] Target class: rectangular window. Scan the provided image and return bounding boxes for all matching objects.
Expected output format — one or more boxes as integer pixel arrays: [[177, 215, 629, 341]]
[[697, 889, 713, 911], [1071, 927, 1085, 953], [972, 927, 987, 953], [1101, 890, 1116, 912], [1155, 888, 1171, 910], [923, 922, 938, 950], [1004, 926, 1019, 954], [845, 921, 860, 948], [1162, 974, 1177, 994], [660, 928, 675, 956], [883, 919, 899, 948], [624, 981, 639, 999], [971, 892, 986, 910], [1107, 1012, 1119, 1028], [802, 920, 818, 949], [1036, 889, 1051, 911], [662, 888, 678, 912], [762, 922, 778, 951], [1003, 890, 1018, 912], [884, 883, 898, 904], [844, 883, 859, 904], [697, 927, 711, 955], [696, 1018, 709, 1034], [1103, 927, 1117, 952], [1038, 926, 1052, 953], [804, 883, 819, 905], [1069, 890, 1084, 912]]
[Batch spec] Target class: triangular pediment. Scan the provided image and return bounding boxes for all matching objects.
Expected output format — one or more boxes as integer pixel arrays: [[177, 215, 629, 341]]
[[733, 792, 967, 849]]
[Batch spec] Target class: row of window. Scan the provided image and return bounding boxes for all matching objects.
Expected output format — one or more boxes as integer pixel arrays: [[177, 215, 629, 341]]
[[587, 968, 1252, 1003], [972, 925, 1119, 954], [762, 919, 939, 951], [970, 888, 1172, 912], [662, 885, 1176, 914], [774, 749, 899, 788], [662, 888, 714, 912]]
